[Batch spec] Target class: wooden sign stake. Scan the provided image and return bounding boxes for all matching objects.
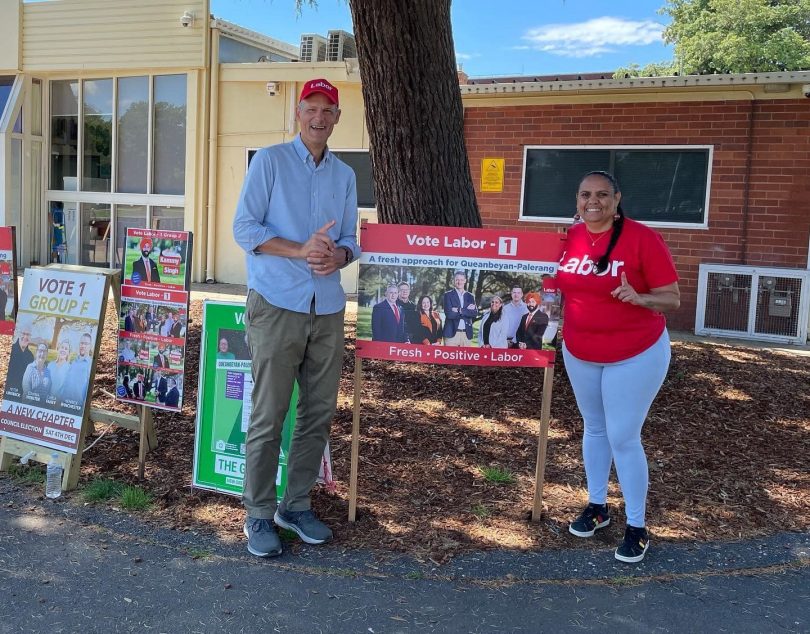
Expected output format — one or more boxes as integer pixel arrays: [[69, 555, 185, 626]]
[[531, 365, 556, 521], [347, 358, 363, 522]]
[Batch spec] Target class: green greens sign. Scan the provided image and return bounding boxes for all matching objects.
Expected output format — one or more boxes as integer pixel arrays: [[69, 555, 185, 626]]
[[192, 300, 298, 497]]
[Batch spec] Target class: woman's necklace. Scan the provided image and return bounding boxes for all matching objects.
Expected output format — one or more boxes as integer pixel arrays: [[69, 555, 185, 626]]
[[584, 226, 610, 246]]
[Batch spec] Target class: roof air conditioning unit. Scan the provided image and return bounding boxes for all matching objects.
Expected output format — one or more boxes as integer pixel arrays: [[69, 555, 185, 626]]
[[300, 34, 328, 62], [327, 30, 357, 61]]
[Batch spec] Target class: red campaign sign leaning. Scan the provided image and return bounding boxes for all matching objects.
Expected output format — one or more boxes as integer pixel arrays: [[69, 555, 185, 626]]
[[0, 226, 18, 336], [355, 224, 566, 368]]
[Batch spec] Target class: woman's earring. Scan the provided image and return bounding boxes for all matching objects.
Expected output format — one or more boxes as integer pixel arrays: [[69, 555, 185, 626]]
[[573, 213, 581, 222], [613, 213, 620, 220]]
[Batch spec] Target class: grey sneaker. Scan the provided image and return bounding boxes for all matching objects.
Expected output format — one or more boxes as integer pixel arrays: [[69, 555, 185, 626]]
[[274, 507, 333, 545], [243, 517, 282, 557]]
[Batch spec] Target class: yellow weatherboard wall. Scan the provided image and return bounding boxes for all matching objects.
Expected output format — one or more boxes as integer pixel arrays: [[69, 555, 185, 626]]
[[214, 64, 367, 287], [22, 0, 207, 71], [0, 2, 21, 71]]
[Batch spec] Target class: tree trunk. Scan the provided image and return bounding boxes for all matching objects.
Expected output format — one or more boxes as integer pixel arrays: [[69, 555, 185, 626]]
[[348, 0, 481, 228]]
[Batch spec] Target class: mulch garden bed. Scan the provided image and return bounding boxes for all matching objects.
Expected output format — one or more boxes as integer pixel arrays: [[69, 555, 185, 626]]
[[2, 298, 808, 564]]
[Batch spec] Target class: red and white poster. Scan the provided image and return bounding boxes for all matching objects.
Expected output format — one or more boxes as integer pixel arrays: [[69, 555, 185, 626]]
[[0, 226, 18, 336], [115, 228, 192, 412], [356, 224, 565, 367]]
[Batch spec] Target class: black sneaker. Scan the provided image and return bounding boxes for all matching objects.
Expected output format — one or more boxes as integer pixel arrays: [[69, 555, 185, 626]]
[[615, 525, 650, 563], [243, 517, 282, 557], [568, 502, 611, 537], [274, 507, 333, 545]]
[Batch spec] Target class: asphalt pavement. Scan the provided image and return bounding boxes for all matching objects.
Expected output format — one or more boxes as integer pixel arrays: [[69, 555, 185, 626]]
[[0, 478, 807, 634]]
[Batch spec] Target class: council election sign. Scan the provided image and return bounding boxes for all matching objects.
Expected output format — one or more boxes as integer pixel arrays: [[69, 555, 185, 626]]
[[0, 268, 106, 453], [115, 228, 192, 412], [193, 300, 332, 497], [356, 224, 564, 367]]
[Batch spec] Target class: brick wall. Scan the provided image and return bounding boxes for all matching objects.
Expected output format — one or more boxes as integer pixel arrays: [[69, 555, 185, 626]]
[[464, 99, 810, 331]]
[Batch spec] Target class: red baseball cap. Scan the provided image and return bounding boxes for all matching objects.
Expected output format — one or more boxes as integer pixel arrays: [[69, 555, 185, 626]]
[[299, 78, 339, 105]]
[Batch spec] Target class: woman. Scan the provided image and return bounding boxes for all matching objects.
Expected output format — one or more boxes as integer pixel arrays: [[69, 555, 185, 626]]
[[22, 343, 52, 402], [122, 373, 134, 398], [217, 337, 236, 359], [478, 294, 510, 348], [557, 170, 680, 564], [414, 296, 442, 345], [48, 339, 72, 401]]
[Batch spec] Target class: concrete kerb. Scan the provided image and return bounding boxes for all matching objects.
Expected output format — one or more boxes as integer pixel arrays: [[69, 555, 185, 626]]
[[1, 478, 807, 585]]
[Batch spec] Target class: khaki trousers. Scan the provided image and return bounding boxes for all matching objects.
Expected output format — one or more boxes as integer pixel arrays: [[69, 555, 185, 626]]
[[242, 291, 345, 518], [444, 331, 471, 346]]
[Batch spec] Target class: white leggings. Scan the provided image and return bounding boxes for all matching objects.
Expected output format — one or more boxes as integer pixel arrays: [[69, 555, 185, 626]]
[[562, 330, 671, 528]]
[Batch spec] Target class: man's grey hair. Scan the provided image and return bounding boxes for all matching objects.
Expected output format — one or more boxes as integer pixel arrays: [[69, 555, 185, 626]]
[[298, 101, 339, 113]]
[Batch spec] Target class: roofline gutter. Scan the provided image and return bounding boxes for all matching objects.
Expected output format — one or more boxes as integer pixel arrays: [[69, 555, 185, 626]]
[[460, 70, 810, 97]]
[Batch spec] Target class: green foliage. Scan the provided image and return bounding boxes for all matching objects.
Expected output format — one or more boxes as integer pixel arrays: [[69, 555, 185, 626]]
[[82, 478, 123, 502], [662, 0, 810, 74], [119, 485, 153, 511], [7, 463, 46, 485], [478, 465, 516, 485], [613, 61, 680, 79]]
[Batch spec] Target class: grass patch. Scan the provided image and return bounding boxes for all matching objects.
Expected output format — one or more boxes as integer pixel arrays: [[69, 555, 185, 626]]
[[478, 465, 516, 485], [186, 548, 212, 560], [119, 486, 153, 511], [404, 570, 424, 580], [82, 478, 123, 503], [471, 503, 491, 519], [7, 463, 46, 485]]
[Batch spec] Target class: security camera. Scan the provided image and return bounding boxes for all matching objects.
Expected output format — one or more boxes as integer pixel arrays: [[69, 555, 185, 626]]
[[180, 11, 194, 28], [803, 84, 810, 98]]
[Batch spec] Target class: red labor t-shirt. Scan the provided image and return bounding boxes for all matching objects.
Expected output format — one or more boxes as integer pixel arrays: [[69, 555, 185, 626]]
[[556, 218, 678, 363]]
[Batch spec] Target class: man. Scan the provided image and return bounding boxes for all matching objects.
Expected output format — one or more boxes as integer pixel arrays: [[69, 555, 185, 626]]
[[170, 314, 184, 338], [62, 332, 93, 405], [0, 281, 7, 321], [152, 370, 168, 404], [164, 377, 180, 408], [119, 339, 136, 363], [514, 292, 549, 350], [442, 270, 478, 346], [7, 324, 34, 396], [502, 286, 529, 345], [153, 345, 170, 368], [371, 285, 406, 343], [144, 306, 156, 332], [124, 306, 138, 333], [396, 282, 419, 343], [233, 77, 358, 558], [131, 372, 147, 400], [131, 237, 161, 284], [160, 311, 176, 337]]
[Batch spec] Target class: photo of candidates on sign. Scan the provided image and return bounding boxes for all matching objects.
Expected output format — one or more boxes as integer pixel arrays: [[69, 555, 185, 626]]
[[0, 269, 106, 454], [356, 224, 564, 369]]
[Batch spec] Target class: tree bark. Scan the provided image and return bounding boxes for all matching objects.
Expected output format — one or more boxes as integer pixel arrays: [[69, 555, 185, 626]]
[[348, 0, 481, 228]]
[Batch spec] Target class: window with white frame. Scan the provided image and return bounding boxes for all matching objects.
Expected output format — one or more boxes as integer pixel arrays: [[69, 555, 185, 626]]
[[520, 146, 712, 227], [47, 75, 187, 268]]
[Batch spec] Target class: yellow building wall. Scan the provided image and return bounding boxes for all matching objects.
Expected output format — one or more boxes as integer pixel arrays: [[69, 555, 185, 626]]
[[22, 0, 208, 71], [213, 65, 367, 289], [0, 2, 21, 71]]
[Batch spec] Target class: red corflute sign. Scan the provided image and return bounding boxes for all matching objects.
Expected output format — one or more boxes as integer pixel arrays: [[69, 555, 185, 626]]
[[355, 224, 565, 368]]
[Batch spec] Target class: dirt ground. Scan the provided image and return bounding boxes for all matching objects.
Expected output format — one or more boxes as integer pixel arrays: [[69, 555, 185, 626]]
[[2, 298, 808, 564]]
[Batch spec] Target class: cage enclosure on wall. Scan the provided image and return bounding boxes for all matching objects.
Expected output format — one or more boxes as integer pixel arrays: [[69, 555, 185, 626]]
[[696, 264, 810, 345]]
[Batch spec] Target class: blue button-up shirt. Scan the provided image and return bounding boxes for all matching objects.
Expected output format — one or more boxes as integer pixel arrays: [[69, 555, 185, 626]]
[[233, 135, 359, 315]]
